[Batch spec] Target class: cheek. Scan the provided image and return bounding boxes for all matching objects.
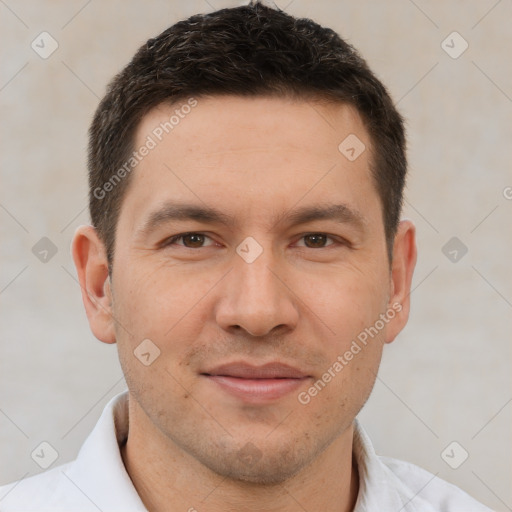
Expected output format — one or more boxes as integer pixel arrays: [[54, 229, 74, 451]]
[[110, 263, 219, 405], [112, 260, 207, 336], [295, 269, 388, 415], [297, 337, 383, 430], [313, 270, 390, 344]]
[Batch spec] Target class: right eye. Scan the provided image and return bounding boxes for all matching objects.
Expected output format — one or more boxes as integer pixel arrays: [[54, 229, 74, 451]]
[[161, 232, 216, 249]]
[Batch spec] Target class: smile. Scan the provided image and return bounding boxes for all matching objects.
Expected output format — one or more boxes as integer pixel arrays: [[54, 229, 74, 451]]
[[201, 362, 312, 403]]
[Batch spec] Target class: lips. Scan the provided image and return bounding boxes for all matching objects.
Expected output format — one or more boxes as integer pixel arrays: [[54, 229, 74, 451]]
[[201, 362, 311, 402], [202, 362, 309, 379]]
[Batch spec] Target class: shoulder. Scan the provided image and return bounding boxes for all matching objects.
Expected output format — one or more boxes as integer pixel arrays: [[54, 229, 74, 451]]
[[0, 461, 98, 512], [379, 455, 493, 512], [0, 392, 144, 512]]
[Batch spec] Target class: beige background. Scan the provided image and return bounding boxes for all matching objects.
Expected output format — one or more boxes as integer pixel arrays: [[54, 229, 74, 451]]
[[1, 0, 510, 510]]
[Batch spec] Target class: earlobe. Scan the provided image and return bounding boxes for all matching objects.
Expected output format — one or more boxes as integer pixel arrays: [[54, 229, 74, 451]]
[[71, 225, 116, 344], [385, 219, 417, 344]]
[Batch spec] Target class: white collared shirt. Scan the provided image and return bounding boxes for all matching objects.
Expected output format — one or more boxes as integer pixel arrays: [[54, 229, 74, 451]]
[[0, 391, 492, 511]]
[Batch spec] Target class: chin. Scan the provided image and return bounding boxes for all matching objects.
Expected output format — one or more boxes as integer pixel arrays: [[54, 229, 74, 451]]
[[199, 438, 316, 486]]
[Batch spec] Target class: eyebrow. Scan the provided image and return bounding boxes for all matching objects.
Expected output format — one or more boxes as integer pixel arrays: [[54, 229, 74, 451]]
[[137, 201, 366, 237]]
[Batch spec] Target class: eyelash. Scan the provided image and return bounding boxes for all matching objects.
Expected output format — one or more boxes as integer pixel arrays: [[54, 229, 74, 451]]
[[161, 232, 346, 250]]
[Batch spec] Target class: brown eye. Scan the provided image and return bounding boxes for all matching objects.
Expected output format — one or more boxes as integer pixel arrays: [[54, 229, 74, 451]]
[[302, 234, 331, 248], [181, 233, 206, 247], [163, 232, 214, 249]]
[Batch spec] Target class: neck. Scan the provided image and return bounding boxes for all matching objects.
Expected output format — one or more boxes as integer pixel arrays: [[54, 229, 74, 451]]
[[121, 397, 359, 512]]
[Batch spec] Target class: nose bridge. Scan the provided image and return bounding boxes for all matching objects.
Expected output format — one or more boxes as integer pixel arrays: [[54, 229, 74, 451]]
[[233, 239, 282, 312], [215, 237, 298, 336], [236, 249, 276, 300]]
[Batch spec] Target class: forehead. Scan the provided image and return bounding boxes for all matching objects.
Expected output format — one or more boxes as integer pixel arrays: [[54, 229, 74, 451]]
[[121, 95, 379, 231], [136, 95, 369, 162]]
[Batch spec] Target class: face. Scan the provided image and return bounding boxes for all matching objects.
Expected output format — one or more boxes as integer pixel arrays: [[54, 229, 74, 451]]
[[75, 95, 415, 484]]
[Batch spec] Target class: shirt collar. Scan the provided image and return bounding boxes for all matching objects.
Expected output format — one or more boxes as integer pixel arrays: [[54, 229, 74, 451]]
[[69, 390, 432, 511], [352, 417, 406, 511], [352, 418, 439, 511], [66, 391, 146, 511]]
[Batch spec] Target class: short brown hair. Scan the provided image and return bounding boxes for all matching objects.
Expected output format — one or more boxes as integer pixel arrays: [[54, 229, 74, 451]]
[[88, 1, 406, 266]]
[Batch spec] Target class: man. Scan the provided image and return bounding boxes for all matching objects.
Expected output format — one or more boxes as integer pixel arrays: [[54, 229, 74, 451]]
[[0, 2, 492, 511]]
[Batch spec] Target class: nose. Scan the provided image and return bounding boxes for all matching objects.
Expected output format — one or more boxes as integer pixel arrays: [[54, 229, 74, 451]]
[[214, 245, 299, 338]]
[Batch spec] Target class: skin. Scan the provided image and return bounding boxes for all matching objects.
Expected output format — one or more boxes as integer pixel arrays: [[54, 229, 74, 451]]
[[73, 95, 416, 512]]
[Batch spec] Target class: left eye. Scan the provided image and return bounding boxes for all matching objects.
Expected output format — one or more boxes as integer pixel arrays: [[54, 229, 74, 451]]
[[296, 233, 336, 249]]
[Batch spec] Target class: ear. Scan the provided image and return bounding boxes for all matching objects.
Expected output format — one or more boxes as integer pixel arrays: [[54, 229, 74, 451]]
[[71, 225, 116, 344], [385, 219, 417, 344]]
